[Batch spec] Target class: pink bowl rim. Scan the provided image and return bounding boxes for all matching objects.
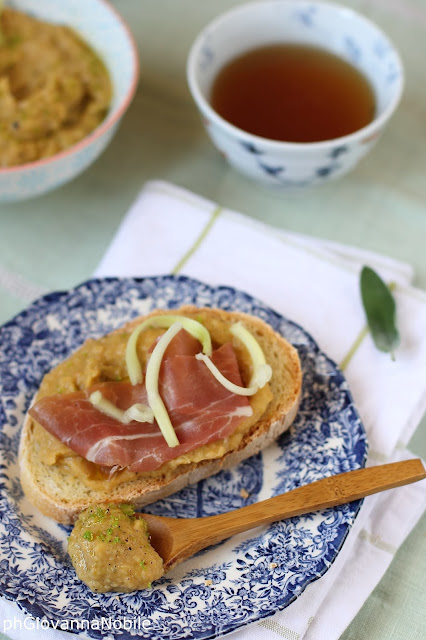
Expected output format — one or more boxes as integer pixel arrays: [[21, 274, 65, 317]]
[[0, 0, 140, 175]]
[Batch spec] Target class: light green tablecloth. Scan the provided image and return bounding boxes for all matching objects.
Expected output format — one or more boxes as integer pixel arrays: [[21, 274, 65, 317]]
[[0, 1, 425, 638]]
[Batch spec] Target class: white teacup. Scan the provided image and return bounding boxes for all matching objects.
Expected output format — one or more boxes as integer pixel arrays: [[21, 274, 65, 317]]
[[187, 0, 404, 188]]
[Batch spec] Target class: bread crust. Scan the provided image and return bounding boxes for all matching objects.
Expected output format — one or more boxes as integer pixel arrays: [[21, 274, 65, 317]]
[[19, 306, 302, 524]]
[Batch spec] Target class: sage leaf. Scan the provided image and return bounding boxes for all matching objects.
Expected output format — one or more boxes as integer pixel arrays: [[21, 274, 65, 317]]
[[360, 266, 400, 358]]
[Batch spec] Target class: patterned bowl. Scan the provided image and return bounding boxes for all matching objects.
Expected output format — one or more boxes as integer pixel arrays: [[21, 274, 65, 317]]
[[0, 0, 139, 202], [187, 0, 404, 189]]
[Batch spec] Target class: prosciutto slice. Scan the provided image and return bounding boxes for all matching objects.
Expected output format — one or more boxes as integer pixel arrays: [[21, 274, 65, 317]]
[[29, 329, 253, 472]]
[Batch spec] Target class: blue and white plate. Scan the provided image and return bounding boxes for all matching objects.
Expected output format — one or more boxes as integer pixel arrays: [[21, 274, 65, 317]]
[[0, 275, 367, 639]]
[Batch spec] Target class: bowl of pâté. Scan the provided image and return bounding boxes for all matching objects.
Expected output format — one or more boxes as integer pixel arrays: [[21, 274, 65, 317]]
[[0, 0, 139, 201]]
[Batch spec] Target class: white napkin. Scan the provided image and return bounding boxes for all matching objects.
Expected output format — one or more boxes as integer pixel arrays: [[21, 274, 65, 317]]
[[97, 180, 426, 640], [2, 180, 425, 640]]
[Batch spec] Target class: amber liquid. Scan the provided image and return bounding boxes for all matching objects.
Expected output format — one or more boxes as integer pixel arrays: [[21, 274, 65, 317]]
[[210, 44, 376, 143]]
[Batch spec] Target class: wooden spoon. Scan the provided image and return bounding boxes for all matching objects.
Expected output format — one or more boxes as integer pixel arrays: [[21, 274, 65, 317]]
[[139, 459, 425, 572]]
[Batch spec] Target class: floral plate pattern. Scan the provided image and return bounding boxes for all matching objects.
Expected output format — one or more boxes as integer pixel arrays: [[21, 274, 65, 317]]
[[0, 275, 367, 639]]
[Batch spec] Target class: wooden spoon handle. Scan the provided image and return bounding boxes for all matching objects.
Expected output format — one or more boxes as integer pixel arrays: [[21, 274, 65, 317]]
[[195, 459, 426, 546]]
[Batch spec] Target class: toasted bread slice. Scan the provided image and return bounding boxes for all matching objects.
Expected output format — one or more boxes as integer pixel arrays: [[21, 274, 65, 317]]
[[19, 306, 302, 524]]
